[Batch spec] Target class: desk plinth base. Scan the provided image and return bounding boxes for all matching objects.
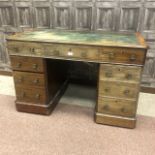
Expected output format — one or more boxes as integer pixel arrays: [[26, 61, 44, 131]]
[[15, 92, 63, 115], [15, 79, 68, 115], [16, 101, 56, 115], [95, 112, 136, 129]]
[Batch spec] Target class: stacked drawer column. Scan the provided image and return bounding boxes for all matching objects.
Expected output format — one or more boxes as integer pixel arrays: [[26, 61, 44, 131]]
[[95, 64, 142, 128], [10, 56, 51, 115]]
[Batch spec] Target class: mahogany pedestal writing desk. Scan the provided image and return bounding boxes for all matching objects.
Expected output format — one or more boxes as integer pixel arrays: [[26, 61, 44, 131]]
[[7, 30, 147, 128]]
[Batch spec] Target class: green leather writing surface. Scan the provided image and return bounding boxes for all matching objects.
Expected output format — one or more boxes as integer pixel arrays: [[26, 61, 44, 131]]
[[7, 30, 145, 48]]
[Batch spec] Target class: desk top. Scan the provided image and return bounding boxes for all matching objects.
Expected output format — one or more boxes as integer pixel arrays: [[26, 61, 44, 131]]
[[7, 30, 147, 49]]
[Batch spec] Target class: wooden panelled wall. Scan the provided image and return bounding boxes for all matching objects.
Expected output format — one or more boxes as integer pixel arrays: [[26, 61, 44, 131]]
[[0, 0, 155, 88]]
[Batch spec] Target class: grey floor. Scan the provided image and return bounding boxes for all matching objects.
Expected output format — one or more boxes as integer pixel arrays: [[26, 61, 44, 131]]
[[0, 75, 155, 117]]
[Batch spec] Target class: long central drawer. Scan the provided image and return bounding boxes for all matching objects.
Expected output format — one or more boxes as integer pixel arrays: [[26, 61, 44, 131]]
[[7, 41, 146, 65]]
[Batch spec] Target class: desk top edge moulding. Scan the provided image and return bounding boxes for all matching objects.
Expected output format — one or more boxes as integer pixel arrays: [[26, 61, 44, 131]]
[[6, 30, 147, 49], [7, 30, 148, 129]]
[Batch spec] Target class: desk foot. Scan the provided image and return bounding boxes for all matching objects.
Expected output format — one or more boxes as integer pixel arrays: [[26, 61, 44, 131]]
[[95, 112, 136, 129]]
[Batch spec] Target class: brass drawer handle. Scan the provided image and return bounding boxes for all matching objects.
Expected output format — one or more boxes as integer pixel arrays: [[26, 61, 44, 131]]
[[16, 76, 23, 83], [53, 50, 59, 55], [81, 52, 87, 58], [121, 107, 126, 113], [104, 88, 110, 92], [14, 47, 19, 53], [109, 52, 115, 60], [129, 54, 136, 62], [105, 72, 112, 77], [33, 79, 39, 84], [103, 105, 109, 110], [35, 94, 40, 100], [123, 89, 130, 95], [20, 92, 25, 98], [16, 63, 22, 68], [32, 64, 38, 70], [125, 73, 132, 80]]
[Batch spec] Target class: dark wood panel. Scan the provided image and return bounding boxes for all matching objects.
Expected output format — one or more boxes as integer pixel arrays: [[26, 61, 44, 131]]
[[15, 1, 33, 28]]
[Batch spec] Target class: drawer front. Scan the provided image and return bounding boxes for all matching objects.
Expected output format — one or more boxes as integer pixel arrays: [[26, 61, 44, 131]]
[[100, 64, 142, 83], [13, 71, 46, 88], [8, 41, 44, 56], [99, 47, 146, 65], [44, 44, 99, 60], [98, 81, 139, 99], [8, 41, 146, 65], [15, 87, 47, 104], [97, 97, 136, 117], [8, 41, 99, 61], [10, 56, 45, 72]]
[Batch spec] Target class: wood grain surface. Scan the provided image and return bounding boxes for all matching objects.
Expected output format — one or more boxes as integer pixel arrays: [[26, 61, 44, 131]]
[[99, 64, 142, 83], [10, 56, 45, 73], [97, 97, 137, 117]]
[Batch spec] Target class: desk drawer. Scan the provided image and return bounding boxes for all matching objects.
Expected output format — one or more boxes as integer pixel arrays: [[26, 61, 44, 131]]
[[8, 41, 146, 65], [8, 41, 99, 61], [10, 56, 45, 73], [97, 97, 136, 117], [13, 71, 46, 88], [99, 48, 146, 65], [44, 44, 99, 60], [100, 64, 142, 83], [8, 41, 44, 56], [16, 87, 47, 104], [98, 80, 139, 99]]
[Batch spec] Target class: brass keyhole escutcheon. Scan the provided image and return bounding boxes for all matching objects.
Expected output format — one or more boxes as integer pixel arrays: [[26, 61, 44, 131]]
[[32, 48, 35, 53], [67, 48, 73, 56]]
